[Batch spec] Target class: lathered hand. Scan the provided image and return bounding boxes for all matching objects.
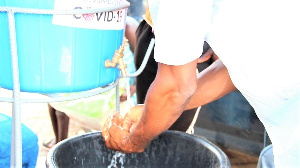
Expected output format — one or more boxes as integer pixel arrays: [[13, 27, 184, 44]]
[[102, 105, 146, 153]]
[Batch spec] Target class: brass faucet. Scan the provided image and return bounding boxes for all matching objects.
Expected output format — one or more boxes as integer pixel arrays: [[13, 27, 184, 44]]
[[105, 37, 129, 76]]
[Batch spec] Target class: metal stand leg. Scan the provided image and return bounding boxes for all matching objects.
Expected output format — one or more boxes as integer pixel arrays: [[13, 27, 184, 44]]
[[8, 9, 22, 168], [116, 78, 120, 112]]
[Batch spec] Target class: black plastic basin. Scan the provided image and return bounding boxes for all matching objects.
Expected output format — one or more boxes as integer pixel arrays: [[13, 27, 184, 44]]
[[47, 130, 230, 168]]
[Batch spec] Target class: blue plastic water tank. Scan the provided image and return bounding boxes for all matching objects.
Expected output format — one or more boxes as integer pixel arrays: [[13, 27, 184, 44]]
[[0, 0, 125, 93]]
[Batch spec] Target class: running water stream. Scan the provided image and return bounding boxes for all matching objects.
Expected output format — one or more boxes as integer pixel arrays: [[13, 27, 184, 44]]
[[107, 78, 131, 168]]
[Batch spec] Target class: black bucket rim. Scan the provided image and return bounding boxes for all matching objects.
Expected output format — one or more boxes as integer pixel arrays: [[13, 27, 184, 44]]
[[46, 130, 231, 168]]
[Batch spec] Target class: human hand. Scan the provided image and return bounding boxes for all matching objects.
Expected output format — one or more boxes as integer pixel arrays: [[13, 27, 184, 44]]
[[198, 48, 213, 63], [102, 105, 146, 153], [121, 104, 143, 132], [120, 85, 136, 102]]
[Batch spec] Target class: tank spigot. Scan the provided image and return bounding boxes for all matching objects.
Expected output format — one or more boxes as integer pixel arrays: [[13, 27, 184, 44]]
[[105, 37, 129, 76]]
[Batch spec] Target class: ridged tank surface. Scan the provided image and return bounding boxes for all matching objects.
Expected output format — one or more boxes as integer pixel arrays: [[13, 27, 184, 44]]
[[0, 0, 125, 93]]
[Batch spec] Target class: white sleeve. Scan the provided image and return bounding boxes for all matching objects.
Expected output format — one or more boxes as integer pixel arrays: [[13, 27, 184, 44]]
[[150, 0, 213, 65]]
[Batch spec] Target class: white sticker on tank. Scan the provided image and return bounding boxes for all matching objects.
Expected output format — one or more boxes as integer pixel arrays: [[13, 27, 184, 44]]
[[52, 0, 126, 30]]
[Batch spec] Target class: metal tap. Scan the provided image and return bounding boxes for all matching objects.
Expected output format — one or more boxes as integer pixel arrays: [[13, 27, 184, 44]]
[[105, 37, 129, 76]]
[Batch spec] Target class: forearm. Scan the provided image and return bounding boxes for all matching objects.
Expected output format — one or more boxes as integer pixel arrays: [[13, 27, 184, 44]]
[[129, 61, 198, 146], [185, 59, 236, 109]]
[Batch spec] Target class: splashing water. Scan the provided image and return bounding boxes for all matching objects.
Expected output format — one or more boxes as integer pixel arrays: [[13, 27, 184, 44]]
[[107, 151, 126, 168], [107, 74, 131, 168]]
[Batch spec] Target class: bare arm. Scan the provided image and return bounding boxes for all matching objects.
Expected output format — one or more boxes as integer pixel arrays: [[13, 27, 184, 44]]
[[102, 59, 235, 153], [131, 59, 198, 145], [104, 59, 199, 153], [125, 17, 138, 53], [185, 59, 236, 110]]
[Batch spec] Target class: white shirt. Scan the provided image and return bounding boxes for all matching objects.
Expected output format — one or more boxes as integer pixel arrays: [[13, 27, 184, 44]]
[[149, 0, 300, 167], [149, 0, 213, 65]]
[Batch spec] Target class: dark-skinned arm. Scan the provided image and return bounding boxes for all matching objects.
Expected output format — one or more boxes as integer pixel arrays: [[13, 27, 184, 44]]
[[185, 59, 236, 110], [102, 59, 236, 153], [125, 17, 138, 53], [103, 59, 199, 153]]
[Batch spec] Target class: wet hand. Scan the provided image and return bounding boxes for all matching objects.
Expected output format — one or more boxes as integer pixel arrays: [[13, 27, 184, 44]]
[[121, 105, 143, 132], [102, 105, 146, 153]]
